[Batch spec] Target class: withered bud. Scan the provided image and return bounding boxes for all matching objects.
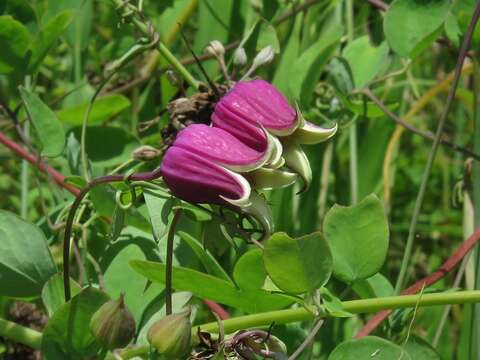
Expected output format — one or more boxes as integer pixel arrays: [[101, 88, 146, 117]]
[[89, 294, 136, 350], [132, 145, 161, 161], [147, 308, 192, 358]]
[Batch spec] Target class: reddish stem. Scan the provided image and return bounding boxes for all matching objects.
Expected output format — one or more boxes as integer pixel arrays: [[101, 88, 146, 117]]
[[0, 131, 80, 196], [355, 228, 480, 338]]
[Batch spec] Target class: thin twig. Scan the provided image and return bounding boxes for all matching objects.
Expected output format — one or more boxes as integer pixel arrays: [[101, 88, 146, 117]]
[[0, 130, 80, 195], [361, 88, 480, 161], [165, 208, 183, 315], [288, 319, 324, 360], [367, 0, 389, 11], [394, 1, 480, 294]]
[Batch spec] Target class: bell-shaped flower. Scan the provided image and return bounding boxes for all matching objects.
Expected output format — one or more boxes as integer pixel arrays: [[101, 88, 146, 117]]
[[172, 124, 270, 172], [161, 146, 252, 207], [212, 79, 298, 138]]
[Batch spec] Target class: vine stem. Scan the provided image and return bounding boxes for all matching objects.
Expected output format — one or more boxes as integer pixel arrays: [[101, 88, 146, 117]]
[[4, 290, 480, 354], [63, 168, 162, 301], [165, 209, 182, 315], [393, 1, 480, 295]]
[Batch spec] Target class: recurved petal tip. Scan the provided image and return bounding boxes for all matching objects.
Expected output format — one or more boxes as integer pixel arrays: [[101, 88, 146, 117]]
[[290, 103, 338, 144], [282, 140, 312, 193]]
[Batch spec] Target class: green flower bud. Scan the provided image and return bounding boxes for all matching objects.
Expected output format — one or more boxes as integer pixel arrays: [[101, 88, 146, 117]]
[[147, 308, 192, 358], [89, 294, 136, 350], [233, 47, 247, 67]]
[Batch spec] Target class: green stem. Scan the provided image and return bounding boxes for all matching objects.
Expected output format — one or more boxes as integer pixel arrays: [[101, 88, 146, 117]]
[[0, 318, 42, 350], [105, 290, 480, 360], [165, 209, 183, 315], [4, 291, 480, 355], [394, 4, 480, 294], [110, 0, 200, 90], [197, 290, 480, 334], [346, 0, 358, 204], [471, 57, 480, 360]]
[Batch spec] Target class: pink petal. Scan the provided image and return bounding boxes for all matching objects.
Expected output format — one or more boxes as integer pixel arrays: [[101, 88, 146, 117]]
[[161, 146, 250, 206], [173, 124, 268, 172]]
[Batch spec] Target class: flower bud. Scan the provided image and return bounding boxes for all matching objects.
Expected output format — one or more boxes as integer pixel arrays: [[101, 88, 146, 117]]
[[205, 40, 225, 57], [233, 47, 247, 67], [253, 46, 274, 68], [132, 145, 161, 161], [147, 308, 192, 358], [89, 294, 136, 350]]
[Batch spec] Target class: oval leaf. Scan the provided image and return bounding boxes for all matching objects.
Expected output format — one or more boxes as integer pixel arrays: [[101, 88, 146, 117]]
[[263, 232, 332, 294], [19, 86, 66, 157], [0, 210, 57, 297], [0, 15, 30, 74], [323, 194, 389, 283], [384, 0, 451, 58]]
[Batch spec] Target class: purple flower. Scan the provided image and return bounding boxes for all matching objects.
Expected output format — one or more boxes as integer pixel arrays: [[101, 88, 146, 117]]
[[212, 79, 298, 145], [160, 125, 255, 207], [172, 124, 269, 172]]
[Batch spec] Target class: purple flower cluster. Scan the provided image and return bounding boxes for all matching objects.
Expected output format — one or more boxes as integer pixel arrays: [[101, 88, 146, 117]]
[[161, 79, 336, 231]]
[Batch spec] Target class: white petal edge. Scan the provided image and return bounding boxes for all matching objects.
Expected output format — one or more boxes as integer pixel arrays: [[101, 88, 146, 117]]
[[219, 167, 252, 208]]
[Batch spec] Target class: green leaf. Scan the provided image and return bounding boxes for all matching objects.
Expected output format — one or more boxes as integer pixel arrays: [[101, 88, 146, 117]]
[[329, 57, 354, 95], [272, 13, 302, 95], [19, 86, 66, 157], [130, 260, 293, 313], [263, 232, 333, 294], [384, 0, 451, 58], [44, 0, 92, 50], [320, 287, 353, 318], [41, 287, 109, 359], [0, 15, 31, 74], [352, 273, 394, 299], [0, 210, 57, 297], [257, 22, 280, 53], [144, 188, 174, 240], [289, 25, 343, 107], [343, 36, 389, 88], [70, 125, 139, 167], [328, 336, 412, 360], [233, 249, 267, 290], [56, 94, 131, 125], [178, 231, 232, 283], [323, 195, 389, 283], [404, 336, 440, 360], [5, 0, 37, 26], [103, 243, 155, 322], [27, 10, 73, 73], [41, 273, 82, 317], [339, 94, 399, 118]]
